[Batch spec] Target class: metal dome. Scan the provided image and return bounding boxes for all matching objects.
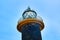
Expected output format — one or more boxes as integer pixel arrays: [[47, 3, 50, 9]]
[[22, 7, 37, 19]]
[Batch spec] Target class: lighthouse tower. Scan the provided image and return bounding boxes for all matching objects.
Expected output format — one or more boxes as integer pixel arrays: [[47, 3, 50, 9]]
[[17, 7, 44, 40]]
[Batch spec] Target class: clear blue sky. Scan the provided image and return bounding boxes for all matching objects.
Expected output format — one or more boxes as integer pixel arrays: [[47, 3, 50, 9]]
[[0, 0, 60, 40]]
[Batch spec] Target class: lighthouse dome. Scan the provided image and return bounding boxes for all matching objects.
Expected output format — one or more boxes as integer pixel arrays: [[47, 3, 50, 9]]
[[22, 7, 37, 19]]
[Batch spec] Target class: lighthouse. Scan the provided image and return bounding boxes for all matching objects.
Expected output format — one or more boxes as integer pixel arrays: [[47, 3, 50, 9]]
[[17, 7, 44, 40]]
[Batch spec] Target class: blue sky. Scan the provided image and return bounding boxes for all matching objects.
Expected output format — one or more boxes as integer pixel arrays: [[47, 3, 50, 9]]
[[0, 0, 60, 40]]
